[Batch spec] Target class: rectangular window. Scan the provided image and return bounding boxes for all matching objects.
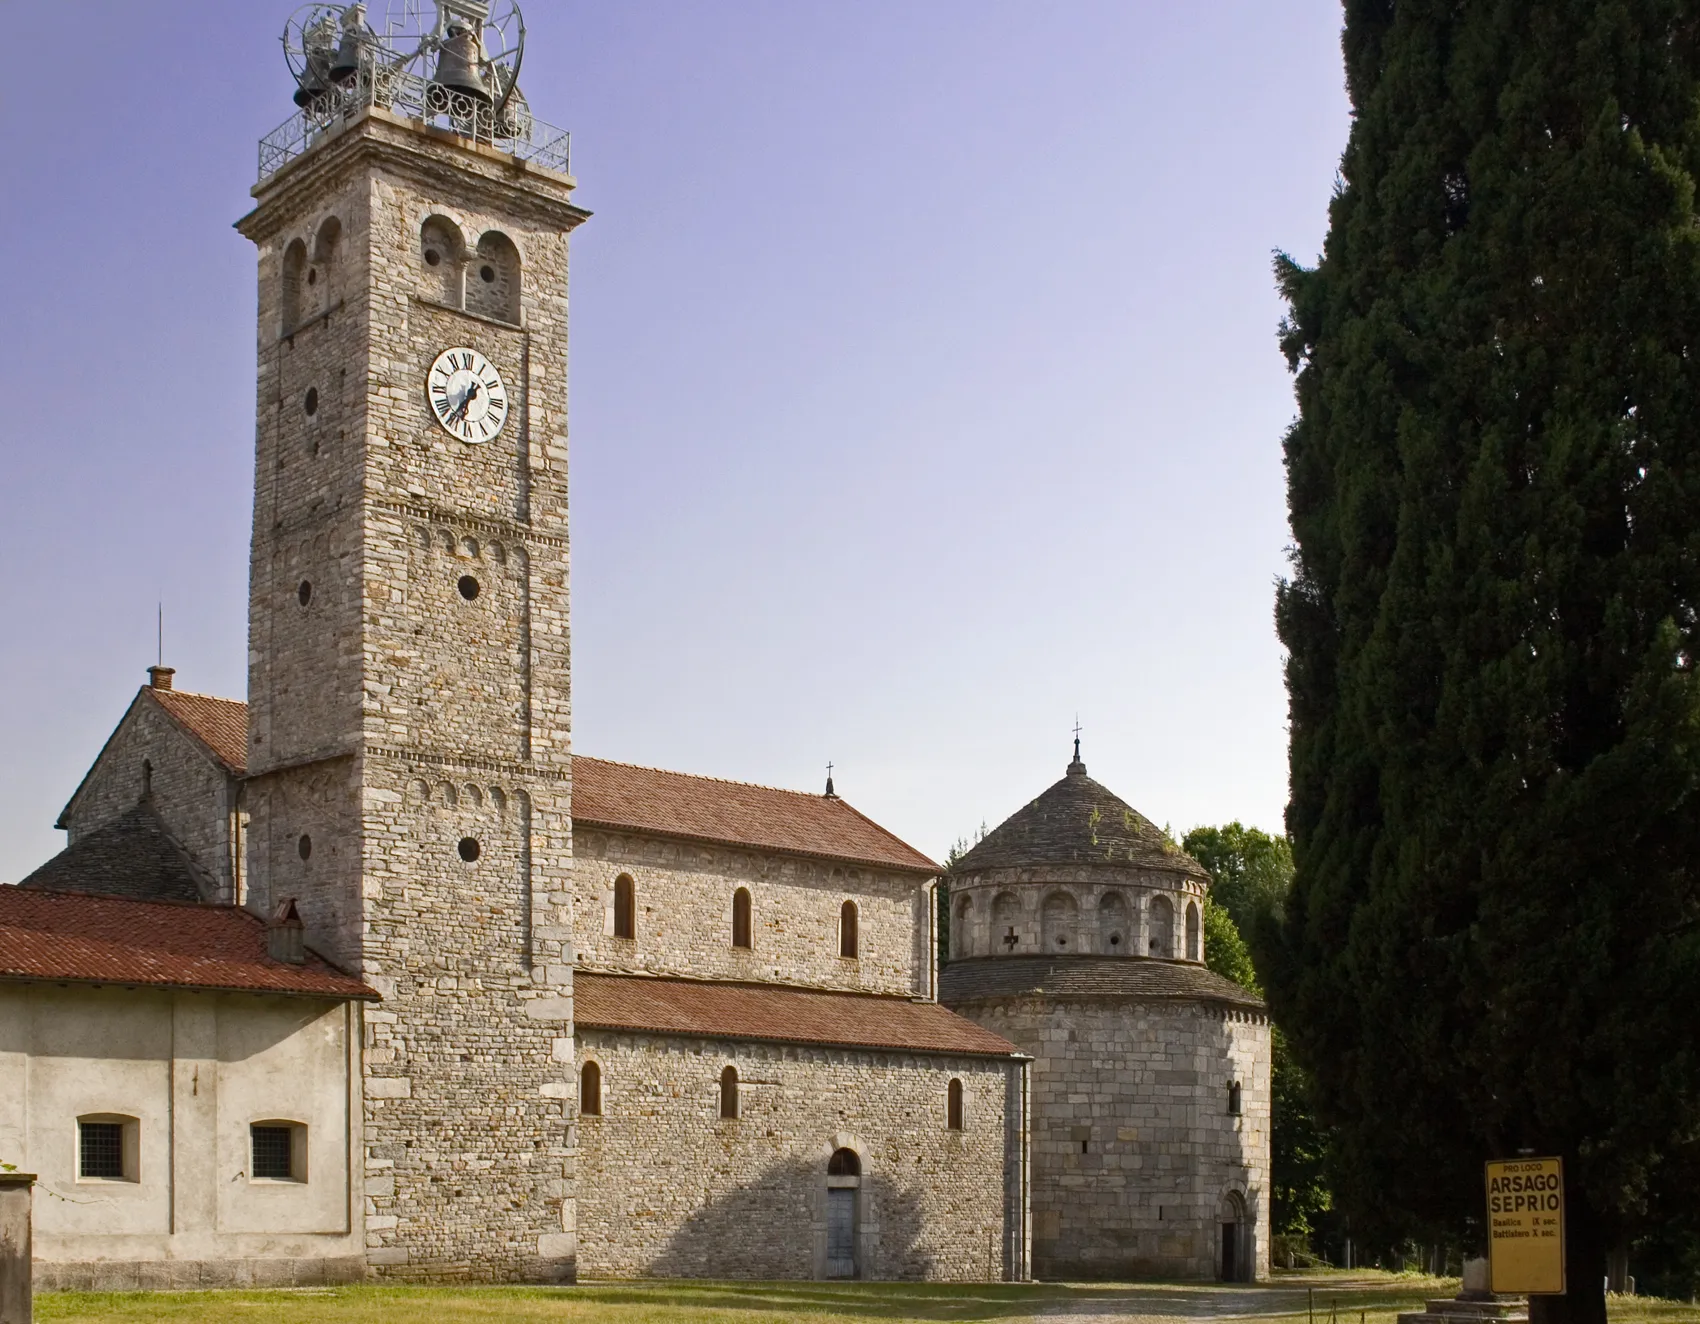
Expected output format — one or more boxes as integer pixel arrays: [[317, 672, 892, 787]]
[[79, 1121, 126, 1180], [250, 1123, 306, 1181]]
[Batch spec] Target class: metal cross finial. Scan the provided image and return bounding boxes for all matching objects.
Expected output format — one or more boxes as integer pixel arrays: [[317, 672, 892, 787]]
[[1072, 715, 1082, 764]]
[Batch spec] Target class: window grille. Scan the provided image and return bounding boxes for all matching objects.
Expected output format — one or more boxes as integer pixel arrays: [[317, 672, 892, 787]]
[[79, 1122, 125, 1179], [251, 1125, 295, 1180]]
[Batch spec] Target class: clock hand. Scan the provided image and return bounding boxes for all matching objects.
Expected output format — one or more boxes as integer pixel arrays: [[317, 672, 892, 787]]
[[447, 380, 481, 425]]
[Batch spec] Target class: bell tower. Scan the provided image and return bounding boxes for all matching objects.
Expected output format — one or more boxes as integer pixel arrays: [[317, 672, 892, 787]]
[[237, 2, 586, 1280]]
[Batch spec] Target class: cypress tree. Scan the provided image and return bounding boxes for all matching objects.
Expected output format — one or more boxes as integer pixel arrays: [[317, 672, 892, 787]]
[[1269, 5, 1700, 1320]]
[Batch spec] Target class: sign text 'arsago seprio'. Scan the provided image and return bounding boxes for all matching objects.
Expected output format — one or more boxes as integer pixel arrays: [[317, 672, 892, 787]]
[[1485, 1156, 1565, 1295]]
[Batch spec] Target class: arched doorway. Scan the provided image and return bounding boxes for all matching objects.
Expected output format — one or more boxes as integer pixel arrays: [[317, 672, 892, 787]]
[[1219, 1190, 1249, 1281], [826, 1148, 861, 1278]]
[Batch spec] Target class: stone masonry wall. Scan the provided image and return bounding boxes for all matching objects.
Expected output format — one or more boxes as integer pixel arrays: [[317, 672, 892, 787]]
[[960, 995, 1270, 1281], [575, 829, 930, 996], [238, 113, 587, 1281], [58, 691, 237, 901], [576, 1031, 1012, 1281]]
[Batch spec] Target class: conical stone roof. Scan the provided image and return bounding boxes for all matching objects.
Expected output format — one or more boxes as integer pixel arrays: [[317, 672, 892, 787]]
[[954, 749, 1207, 880]]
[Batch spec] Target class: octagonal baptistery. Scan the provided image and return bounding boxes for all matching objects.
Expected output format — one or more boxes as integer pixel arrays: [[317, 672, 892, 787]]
[[939, 747, 1271, 1282]]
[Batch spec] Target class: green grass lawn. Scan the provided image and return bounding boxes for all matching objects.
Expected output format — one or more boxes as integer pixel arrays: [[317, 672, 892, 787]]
[[31, 1272, 1700, 1323]]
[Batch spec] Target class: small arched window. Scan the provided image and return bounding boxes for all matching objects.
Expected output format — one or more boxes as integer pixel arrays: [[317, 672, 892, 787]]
[[839, 900, 859, 959], [466, 229, 522, 323], [720, 1065, 739, 1119], [1149, 894, 1175, 956], [827, 1147, 860, 1177], [281, 238, 307, 333], [947, 1078, 964, 1131], [1186, 901, 1202, 961], [953, 893, 974, 958], [1227, 1082, 1242, 1115], [580, 1061, 602, 1116], [732, 887, 752, 949], [613, 874, 635, 940], [420, 215, 465, 308]]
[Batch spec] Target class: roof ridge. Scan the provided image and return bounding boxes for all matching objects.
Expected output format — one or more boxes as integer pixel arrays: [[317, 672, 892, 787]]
[[1, 883, 247, 915], [574, 754, 837, 802]]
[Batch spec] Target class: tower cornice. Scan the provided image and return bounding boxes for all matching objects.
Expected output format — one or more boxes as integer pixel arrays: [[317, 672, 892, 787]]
[[237, 107, 590, 245]]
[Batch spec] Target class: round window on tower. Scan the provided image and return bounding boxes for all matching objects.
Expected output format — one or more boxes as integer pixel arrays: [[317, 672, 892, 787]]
[[458, 575, 480, 601], [480, 265, 495, 283], [458, 837, 481, 863], [424, 248, 441, 267]]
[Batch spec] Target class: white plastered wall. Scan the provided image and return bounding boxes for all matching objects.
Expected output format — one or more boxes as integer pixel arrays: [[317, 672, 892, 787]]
[[0, 982, 362, 1277]]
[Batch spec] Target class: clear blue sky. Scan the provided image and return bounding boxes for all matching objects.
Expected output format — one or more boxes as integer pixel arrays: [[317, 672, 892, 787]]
[[0, 3, 1349, 881]]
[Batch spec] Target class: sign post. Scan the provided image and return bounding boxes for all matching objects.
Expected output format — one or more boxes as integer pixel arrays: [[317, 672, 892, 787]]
[[1485, 1156, 1565, 1296]]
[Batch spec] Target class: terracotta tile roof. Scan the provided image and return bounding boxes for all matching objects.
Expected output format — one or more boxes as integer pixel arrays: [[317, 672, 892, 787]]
[[940, 956, 1265, 1011], [575, 972, 1019, 1057], [149, 688, 249, 775], [19, 802, 208, 903], [572, 757, 939, 874], [0, 886, 376, 1001]]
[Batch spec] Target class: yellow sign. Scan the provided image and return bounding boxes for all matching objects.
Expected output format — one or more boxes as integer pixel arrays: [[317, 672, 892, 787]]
[[1486, 1156, 1565, 1295]]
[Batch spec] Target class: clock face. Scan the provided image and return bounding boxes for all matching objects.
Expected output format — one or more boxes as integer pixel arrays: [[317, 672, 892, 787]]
[[427, 346, 509, 444]]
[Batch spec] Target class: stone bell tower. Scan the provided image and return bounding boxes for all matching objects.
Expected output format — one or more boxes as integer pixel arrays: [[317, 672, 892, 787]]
[[236, 3, 586, 1280]]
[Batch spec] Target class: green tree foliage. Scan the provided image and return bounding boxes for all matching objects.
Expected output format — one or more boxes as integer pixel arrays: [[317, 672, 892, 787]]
[[1270, 5, 1700, 1319], [1191, 830, 1335, 1253], [1203, 898, 1262, 993], [1183, 822, 1293, 935]]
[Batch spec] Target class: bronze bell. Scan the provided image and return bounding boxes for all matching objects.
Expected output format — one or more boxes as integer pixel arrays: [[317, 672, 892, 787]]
[[329, 3, 375, 83], [293, 15, 339, 106], [432, 22, 492, 103]]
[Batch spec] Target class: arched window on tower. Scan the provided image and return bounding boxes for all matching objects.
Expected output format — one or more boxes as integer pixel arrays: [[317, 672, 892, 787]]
[[579, 1061, 601, 1116], [1098, 890, 1128, 955], [1149, 894, 1175, 957], [420, 215, 465, 308], [466, 229, 522, 323], [953, 893, 975, 959], [992, 891, 1020, 951], [281, 238, 307, 333], [309, 215, 341, 317], [612, 874, 635, 940], [839, 900, 859, 958], [1186, 901, 1202, 961], [1041, 889, 1079, 950], [719, 1065, 739, 1119], [947, 1078, 964, 1131], [732, 887, 752, 949]]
